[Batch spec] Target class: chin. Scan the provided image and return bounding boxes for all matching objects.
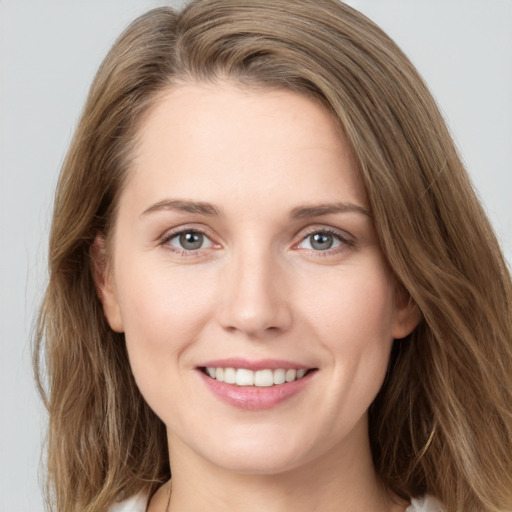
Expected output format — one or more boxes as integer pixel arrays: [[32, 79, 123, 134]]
[[195, 428, 319, 476], [212, 451, 306, 476]]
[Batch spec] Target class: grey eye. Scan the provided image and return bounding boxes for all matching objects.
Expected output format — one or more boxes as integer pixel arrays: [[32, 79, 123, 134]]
[[179, 232, 204, 250], [310, 233, 334, 250], [300, 232, 343, 251], [168, 231, 212, 251]]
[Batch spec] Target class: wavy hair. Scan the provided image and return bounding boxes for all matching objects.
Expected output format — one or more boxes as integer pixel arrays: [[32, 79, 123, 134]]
[[34, 1, 512, 511]]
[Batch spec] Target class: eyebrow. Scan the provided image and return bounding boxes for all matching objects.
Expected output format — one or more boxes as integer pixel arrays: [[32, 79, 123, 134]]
[[141, 199, 222, 217], [140, 199, 371, 219], [290, 202, 371, 219]]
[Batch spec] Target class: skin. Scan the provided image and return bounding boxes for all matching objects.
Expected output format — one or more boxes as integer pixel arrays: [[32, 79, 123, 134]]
[[96, 83, 419, 512]]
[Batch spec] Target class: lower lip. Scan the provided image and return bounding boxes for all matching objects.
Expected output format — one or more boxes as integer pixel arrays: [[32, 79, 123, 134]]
[[198, 370, 314, 411]]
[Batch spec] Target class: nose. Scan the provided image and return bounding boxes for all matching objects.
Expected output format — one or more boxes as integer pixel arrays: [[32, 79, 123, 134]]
[[216, 246, 292, 339]]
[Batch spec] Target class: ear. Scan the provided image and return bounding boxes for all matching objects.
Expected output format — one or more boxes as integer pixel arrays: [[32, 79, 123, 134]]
[[91, 235, 124, 333], [392, 286, 422, 340]]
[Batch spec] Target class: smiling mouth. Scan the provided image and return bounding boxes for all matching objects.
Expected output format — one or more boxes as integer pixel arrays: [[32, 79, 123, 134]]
[[200, 367, 315, 387]]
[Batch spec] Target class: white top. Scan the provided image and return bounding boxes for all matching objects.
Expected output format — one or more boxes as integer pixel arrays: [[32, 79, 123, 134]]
[[407, 496, 444, 511], [108, 494, 148, 512], [109, 494, 444, 511]]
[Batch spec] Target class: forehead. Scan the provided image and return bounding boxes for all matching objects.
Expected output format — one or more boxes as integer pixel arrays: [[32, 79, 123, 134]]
[[124, 82, 366, 215]]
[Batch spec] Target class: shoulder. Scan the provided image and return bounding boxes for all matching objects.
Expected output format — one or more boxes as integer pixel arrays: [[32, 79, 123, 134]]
[[107, 493, 445, 512], [108, 494, 148, 512], [406, 495, 445, 512]]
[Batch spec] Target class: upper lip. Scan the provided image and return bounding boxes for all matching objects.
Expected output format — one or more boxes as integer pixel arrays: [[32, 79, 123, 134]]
[[197, 358, 313, 371]]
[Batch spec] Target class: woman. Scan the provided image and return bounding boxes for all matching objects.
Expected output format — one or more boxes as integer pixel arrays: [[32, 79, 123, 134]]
[[34, 1, 512, 511]]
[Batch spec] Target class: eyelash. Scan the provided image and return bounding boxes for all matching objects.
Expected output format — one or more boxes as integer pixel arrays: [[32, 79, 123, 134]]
[[296, 227, 354, 256], [160, 227, 217, 258], [159, 226, 354, 257]]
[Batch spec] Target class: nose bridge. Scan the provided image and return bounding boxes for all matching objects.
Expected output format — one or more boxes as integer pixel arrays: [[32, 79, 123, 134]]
[[217, 238, 291, 337]]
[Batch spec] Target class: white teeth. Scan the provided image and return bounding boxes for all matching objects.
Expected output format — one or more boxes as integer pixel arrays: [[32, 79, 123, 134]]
[[296, 369, 306, 379], [236, 368, 254, 386], [273, 368, 286, 385], [205, 367, 309, 386], [254, 369, 273, 387], [285, 369, 296, 382], [223, 367, 236, 384]]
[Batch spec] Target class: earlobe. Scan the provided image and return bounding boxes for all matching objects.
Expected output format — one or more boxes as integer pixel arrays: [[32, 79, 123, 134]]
[[392, 289, 422, 340], [91, 235, 124, 333]]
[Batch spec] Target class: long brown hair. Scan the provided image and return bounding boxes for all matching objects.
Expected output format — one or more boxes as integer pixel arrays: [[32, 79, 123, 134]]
[[35, 1, 512, 511]]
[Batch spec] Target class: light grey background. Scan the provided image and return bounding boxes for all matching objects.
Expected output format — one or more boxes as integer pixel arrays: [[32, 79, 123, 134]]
[[1, 1, 510, 511]]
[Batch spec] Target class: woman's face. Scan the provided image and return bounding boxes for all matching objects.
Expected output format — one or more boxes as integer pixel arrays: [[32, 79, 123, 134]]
[[98, 83, 418, 475]]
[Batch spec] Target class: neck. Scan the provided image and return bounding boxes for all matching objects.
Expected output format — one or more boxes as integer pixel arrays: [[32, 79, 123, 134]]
[[153, 425, 405, 512]]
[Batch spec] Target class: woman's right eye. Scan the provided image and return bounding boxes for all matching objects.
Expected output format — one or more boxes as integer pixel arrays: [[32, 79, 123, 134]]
[[165, 230, 213, 252]]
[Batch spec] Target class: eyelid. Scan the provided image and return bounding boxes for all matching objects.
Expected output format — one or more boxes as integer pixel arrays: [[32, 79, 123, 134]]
[[168, 231, 213, 249], [159, 223, 214, 241], [159, 224, 221, 255], [293, 225, 355, 253], [157, 223, 354, 258], [297, 224, 354, 241]]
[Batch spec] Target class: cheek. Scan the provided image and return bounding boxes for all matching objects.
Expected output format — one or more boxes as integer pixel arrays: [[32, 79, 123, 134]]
[[303, 264, 396, 346], [114, 261, 215, 380], [303, 265, 396, 403]]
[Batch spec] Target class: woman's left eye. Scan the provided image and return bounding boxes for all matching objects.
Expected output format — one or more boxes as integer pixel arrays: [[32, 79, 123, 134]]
[[298, 231, 346, 251], [165, 230, 213, 251]]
